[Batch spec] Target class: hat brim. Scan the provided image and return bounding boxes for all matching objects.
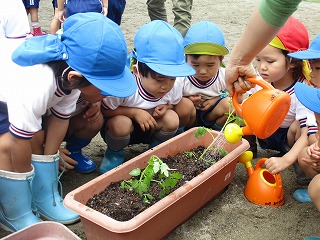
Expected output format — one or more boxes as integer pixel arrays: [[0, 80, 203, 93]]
[[295, 82, 320, 114], [288, 49, 320, 60], [184, 42, 229, 56], [85, 66, 136, 97], [146, 62, 196, 77]]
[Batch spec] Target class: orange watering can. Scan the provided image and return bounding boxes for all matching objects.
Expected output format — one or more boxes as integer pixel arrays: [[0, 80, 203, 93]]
[[238, 151, 285, 207], [224, 77, 291, 143]]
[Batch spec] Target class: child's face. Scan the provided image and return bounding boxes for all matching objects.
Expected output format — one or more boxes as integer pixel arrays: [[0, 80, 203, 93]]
[[255, 45, 292, 83], [139, 71, 176, 98], [309, 59, 320, 87], [186, 55, 221, 81]]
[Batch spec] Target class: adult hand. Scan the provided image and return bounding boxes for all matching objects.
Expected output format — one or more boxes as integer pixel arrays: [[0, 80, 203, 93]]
[[225, 61, 257, 97]]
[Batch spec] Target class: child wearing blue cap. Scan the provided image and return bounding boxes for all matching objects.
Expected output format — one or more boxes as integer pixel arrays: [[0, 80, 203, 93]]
[[99, 20, 195, 174], [177, 21, 231, 133], [289, 34, 320, 206], [0, 12, 135, 232]]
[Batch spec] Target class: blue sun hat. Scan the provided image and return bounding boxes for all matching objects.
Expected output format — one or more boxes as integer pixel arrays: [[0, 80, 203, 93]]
[[295, 82, 320, 114], [288, 34, 320, 60], [184, 21, 229, 56], [12, 12, 136, 98], [132, 20, 195, 77]]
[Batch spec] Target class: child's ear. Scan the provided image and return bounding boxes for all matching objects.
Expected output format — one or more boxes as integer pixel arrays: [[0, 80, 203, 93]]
[[67, 71, 83, 86], [132, 64, 138, 75]]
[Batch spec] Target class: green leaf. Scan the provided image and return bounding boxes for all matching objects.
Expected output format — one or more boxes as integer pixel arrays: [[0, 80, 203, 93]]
[[131, 179, 139, 189], [194, 127, 207, 140], [172, 172, 183, 180], [153, 161, 160, 173], [160, 163, 170, 177], [129, 168, 141, 177]]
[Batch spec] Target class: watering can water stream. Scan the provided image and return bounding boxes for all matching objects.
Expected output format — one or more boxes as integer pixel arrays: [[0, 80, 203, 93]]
[[238, 151, 285, 207], [224, 78, 291, 143]]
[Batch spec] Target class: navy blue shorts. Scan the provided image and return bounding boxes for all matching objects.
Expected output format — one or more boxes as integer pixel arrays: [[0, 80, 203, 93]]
[[107, 0, 126, 25], [23, 0, 40, 8], [195, 97, 224, 129], [53, 0, 66, 8], [66, 0, 103, 17], [0, 102, 10, 135], [258, 127, 289, 154]]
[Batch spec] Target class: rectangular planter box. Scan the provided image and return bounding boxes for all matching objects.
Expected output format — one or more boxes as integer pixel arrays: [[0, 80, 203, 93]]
[[2, 221, 81, 240], [64, 127, 249, 240]]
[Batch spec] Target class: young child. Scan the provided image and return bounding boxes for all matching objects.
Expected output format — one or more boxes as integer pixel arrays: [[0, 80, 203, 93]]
[[288, 34, 320, 204], [253, 16, 313, 180], [22, 0, 46, 36], [0, 13, 135, 232], [177, 21, 230, 132], [99, 20, 195, 174]]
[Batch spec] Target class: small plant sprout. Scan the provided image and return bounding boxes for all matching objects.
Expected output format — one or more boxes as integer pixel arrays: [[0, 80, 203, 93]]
[[120, 155, 182, 203], [193, 100, 243, 164]]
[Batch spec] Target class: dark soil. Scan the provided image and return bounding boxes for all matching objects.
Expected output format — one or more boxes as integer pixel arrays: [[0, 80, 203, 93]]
[[86, 146, 225, 221]]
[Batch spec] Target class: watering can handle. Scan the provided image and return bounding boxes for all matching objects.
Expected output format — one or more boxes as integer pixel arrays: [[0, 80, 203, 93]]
[[256, 158, 282, 183], [256, 158, 268, 170], [232, 78, 275, 116]]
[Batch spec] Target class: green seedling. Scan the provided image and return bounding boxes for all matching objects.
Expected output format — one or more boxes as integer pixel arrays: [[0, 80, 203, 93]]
[[193, 100, 243, 164], [120, 155, 182, 203]]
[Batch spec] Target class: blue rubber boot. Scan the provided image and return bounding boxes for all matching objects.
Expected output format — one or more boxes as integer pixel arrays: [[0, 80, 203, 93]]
[[66, 136, 96, 173], [99, 148, 125, 174], [305, 237, 320, 240], [293, 189, 312, 203], [31, 153, 80, 224], [0, 167, 41, 232]]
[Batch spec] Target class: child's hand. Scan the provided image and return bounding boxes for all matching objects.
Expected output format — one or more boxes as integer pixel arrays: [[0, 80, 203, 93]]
[[83, 102, 103, 123], [134, 109, 158, 132], [306, 142, 320, 159], [59, 148, 77, 172], [58, 9, 66, 23], [265, 157, 290, 174], [200, 97, 219, 111], [152, 104, 171, 118], [188, 95, 202, 107]]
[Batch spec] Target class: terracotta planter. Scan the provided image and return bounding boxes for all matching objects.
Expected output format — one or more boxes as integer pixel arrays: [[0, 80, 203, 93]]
[[64, 127, 249, 240], [2, 221, 81, 240]]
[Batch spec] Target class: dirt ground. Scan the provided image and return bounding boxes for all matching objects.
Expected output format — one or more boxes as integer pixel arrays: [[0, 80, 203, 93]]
[[1, 0, 320, 239]]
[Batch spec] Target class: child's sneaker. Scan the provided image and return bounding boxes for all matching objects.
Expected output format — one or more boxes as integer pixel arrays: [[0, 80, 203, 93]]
[[32, 26, 46, 36]]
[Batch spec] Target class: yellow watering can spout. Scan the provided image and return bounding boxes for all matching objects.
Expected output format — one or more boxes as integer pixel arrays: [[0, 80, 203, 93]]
[[237, 151, 254, 177]]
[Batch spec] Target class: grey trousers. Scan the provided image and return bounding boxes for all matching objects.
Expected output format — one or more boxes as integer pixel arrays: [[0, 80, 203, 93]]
[[146, 0, 193, 36]]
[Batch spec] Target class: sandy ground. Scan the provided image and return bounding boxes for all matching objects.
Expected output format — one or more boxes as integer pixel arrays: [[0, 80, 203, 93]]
[[1, 0, 320, 239]]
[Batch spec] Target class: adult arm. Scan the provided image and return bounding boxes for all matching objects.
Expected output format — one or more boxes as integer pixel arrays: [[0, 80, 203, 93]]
[[225, 0, 302, 96]]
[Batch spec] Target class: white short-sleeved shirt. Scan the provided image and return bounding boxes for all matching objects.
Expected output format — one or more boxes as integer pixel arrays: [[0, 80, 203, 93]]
[[102, 75, 182, 113], [0, 0, 30, 39], [0, 48, 81, 139], [177, 67, 227, 109]]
